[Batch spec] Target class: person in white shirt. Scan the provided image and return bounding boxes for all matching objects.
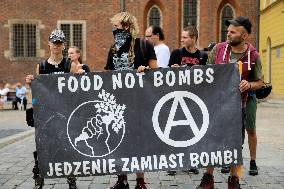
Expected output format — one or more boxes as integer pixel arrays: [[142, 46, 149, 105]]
[[12, 82, 27, 110], [145, 25, 170, 68], [0, 82, 10, 110]]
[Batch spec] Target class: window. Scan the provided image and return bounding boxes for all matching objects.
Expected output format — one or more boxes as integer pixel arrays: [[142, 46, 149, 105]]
[[148, 6, 161, 26], [220, 4, 234, 42], [11, 22, 38, 58], [58, 21, 86, 60], [183, 0, 197, 28]]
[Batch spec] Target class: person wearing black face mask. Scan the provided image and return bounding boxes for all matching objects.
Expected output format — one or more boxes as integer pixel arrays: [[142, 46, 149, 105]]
[[105, 12, 157, 72], [105, 12, 158, 189]]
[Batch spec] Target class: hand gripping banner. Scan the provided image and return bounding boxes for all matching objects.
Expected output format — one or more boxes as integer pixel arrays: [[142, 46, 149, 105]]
[[31, 64, 243, 178]]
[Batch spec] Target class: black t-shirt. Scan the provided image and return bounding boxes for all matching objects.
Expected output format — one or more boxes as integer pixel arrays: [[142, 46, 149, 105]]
[[38, 57, 71, 74], [105, 38, 156, 70], [169, 48, 208, 67]]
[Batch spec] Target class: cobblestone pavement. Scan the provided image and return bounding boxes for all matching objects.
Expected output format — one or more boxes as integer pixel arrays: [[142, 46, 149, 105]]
[[0, 100, 284, 189]]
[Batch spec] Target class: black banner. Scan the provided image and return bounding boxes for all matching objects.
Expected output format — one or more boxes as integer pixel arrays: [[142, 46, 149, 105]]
[[31, 64, 243, 178]]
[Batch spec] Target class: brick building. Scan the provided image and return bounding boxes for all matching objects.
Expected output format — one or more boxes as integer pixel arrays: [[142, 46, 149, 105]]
[[0, 0, 259, 84]]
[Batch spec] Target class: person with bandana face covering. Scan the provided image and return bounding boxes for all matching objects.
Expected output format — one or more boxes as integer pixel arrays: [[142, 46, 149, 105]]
[[105, 12, 158, 189]]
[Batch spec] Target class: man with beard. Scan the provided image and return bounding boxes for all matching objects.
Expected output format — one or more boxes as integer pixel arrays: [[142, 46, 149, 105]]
[[196, 16, 263, 189], [105, 12, 157, 189]]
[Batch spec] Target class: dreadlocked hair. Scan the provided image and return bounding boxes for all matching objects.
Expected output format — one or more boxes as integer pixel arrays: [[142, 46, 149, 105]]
[[110, 12, 139, 65]]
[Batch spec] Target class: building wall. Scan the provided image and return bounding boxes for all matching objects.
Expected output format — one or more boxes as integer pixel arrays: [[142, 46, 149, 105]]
[[0, 0, 258, 84], [259, 0, 284, 99]]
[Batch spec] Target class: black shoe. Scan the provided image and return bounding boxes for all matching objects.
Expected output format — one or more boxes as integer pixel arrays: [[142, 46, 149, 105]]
[[249, 160, 258, 176], [196, 173, 214, 189], [228, 175, 241, 189], [135, 178, 147, 189], [167, 170, 176, 176], [188, 168, 199, 174], [67, 176, 78, 189], [221, 166, 230, 173], [110, 175, 129, 189]]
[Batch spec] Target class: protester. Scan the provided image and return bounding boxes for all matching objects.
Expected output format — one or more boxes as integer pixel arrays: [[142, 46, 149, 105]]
[[145, 25, 170, 68], [105, 12, 158, 189], [0, 82, 10, 110], [167, 26, 207, 176], [196, 16, 263, 189], [26, 29, 79, 189], [12, 82, 27, 110], [68, 46, 91, 73], [169, 26, 208, 68]]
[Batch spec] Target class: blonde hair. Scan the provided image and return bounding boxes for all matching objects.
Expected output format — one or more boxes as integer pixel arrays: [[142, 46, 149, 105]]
[[110, 12, 139, 65]]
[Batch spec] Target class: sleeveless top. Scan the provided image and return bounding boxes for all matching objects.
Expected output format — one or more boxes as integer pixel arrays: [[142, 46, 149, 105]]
[[38, 57, 71, 74]]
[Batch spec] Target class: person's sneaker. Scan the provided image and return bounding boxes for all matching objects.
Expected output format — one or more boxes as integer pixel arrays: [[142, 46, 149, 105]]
[[167, 170, 177, 176], [110, 175, 129, 189], [228, 175, 241, 189], [221, 166, 230, 173], [249, 160, 258, 176], [188, 168, 199, 174], [67, 176, 78, 189], [135, 178, 147, 189], [196, 173, 214, 189]]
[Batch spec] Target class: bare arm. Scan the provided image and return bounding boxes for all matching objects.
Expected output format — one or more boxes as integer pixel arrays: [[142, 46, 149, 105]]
[[26, 64, 39, 86], [239, 79, 263, 93], [137, 59, 158, 73], [148, 59, 158, 69]]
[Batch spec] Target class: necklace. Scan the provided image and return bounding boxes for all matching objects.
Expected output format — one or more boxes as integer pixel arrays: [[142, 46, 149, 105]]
[[48, 57, 63, 68]]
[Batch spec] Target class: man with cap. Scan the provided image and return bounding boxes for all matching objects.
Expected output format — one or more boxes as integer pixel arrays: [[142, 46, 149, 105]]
[[26, 29, 78, 189], [196, 16, 263, 189]]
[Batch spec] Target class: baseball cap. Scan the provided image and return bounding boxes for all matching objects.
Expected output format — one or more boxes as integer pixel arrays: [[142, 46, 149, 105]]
[[225, 16, 252, 34], [49, 29, 66, 43]]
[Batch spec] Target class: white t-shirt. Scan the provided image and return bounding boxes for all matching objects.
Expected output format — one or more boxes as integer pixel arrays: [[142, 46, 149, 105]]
[[16, 86, 27, 99], [0, 87, 9, 102], [154, 43, 170, 68]]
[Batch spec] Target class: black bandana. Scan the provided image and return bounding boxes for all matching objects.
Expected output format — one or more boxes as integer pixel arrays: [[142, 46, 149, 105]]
[[112, 29, 132, 52]]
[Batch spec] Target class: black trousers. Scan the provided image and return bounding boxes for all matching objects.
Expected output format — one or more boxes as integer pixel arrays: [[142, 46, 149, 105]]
[[13, 96, 27, 110]]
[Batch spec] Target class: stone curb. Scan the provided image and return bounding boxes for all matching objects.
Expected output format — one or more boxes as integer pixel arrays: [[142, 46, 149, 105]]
[[0, 129, 34, 149]]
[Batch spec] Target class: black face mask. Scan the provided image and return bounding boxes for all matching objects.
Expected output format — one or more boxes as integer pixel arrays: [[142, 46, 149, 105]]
[[112, 28, 132, 51]]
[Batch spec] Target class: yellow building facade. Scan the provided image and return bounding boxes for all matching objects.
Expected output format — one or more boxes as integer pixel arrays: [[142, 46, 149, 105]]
[[259, 0, 284, 99]]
